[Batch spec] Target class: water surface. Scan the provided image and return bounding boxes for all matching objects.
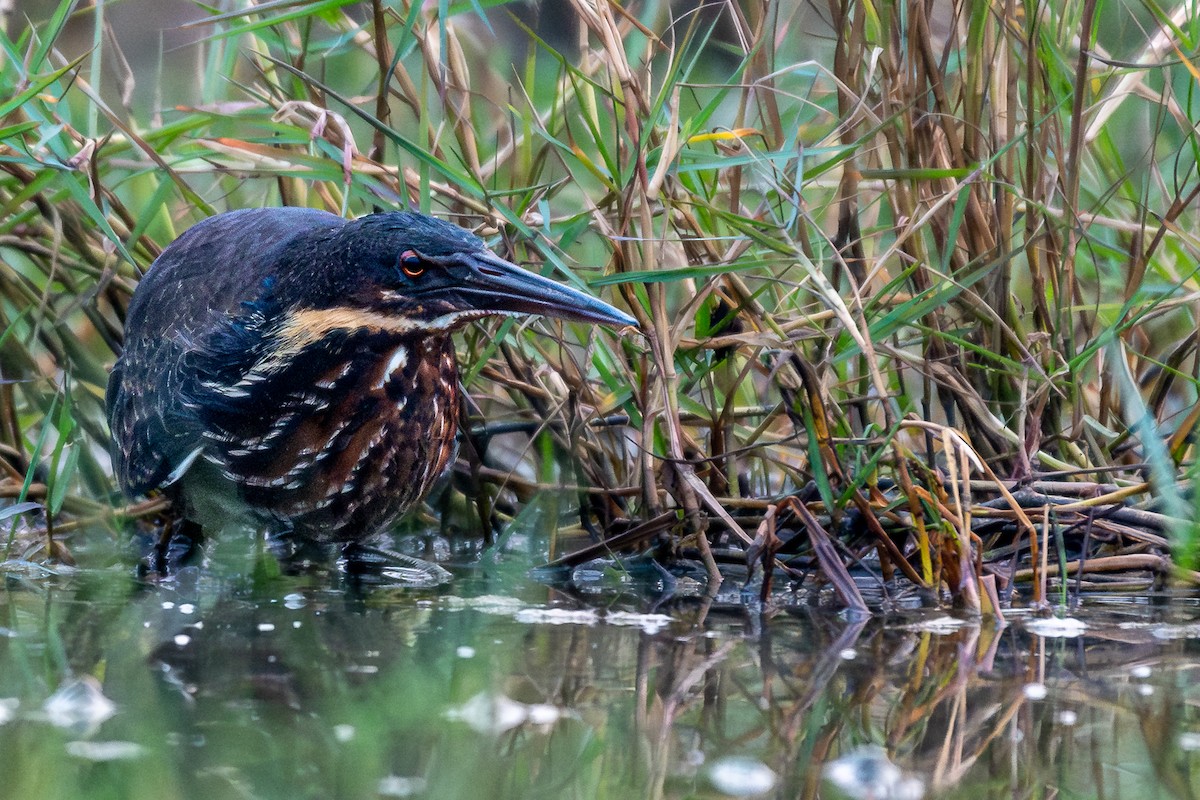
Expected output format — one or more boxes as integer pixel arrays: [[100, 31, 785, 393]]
[[1, 552, 1198, 800]]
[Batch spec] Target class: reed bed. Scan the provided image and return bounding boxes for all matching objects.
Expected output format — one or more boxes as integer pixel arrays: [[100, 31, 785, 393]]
[[2, 0, 1199, 609]]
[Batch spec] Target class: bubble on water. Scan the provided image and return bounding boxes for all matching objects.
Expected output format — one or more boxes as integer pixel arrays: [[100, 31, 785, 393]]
[[444, 595, 525, 615], [1026, 617, 1088, 638], [708, 756, 777, 796], [378, 776, 426, 797], [446, 693, 529, 735], [823, 746, 925, 800], [605, 611, 674, 634], [526, 704, 562, 726], [904, 616, 970, 634], [43, 677, 116, 736], [445, 692, 567, 735], [514, 608, 598, 626], [65, 740, 146, 761], [1147, 622, 1200, 640]]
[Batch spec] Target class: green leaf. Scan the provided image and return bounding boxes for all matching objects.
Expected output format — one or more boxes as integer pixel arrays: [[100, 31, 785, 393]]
[[0, 56, 85, 120]]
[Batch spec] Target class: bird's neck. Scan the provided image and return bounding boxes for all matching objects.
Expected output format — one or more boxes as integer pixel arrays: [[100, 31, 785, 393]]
[[377, 333, 460, 411]]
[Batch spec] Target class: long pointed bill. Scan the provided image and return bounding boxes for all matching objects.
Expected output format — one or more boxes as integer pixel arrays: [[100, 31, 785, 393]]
[[434, 252, 638, 329]]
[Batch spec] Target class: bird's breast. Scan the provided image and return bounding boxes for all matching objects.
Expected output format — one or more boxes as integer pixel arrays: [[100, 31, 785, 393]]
[[194, 328, 460, 540]]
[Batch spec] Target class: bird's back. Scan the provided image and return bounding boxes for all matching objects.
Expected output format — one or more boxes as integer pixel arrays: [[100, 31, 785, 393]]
[[123, 208, 346, 341]]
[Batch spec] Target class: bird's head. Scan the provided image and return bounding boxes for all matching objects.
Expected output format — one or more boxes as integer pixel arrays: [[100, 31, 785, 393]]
[[311, 212, 636, 334]]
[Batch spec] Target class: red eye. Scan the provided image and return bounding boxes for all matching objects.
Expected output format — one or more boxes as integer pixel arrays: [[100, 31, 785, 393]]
[[400, 250, 424, 278]]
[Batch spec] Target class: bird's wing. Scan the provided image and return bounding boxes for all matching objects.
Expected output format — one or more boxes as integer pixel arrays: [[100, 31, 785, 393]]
[[107, 207, 346, 496], [106, 336, 204, 495]]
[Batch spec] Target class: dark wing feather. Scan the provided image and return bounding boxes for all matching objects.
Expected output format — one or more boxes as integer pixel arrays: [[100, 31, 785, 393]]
[[107, 208, 346, 496]]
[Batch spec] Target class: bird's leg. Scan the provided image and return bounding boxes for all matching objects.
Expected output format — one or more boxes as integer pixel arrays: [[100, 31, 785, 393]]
[[267, 527, 339, 575], [147, 515, 203, 576], [151, 516, 174, 574]]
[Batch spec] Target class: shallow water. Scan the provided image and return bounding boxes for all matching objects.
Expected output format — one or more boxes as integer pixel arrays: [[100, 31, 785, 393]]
[[2, 550, 1199, 800]]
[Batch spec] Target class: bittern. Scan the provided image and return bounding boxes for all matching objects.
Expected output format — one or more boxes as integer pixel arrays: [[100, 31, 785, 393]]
[[107, 207, 635, 545]]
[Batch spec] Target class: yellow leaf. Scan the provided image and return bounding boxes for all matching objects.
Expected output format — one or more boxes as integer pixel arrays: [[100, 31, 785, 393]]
[[685, 128, 762, 145]]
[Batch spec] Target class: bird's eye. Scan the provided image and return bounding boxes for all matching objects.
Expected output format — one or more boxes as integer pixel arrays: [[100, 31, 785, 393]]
[[400, 250, 424, 278]]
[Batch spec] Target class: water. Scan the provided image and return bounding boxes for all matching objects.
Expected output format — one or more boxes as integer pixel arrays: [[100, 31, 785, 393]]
[[1, 556, 1199, 800]]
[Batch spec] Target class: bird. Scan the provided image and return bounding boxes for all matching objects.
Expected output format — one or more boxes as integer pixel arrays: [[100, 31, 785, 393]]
[[106, 207, 636, 552]]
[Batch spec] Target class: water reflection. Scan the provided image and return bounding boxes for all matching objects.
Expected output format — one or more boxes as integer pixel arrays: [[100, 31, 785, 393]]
[[1, 565, 1199, 799]]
